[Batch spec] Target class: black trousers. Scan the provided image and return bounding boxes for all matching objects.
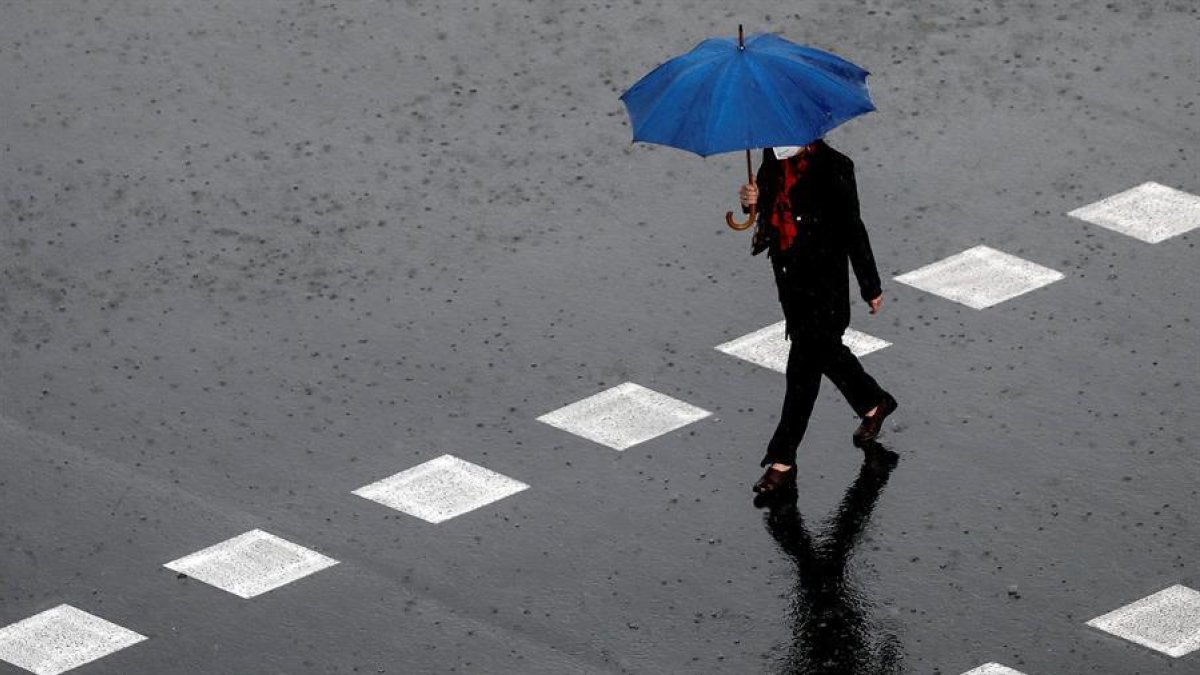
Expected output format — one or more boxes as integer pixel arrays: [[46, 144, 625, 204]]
[[761, 329, 886, 467]]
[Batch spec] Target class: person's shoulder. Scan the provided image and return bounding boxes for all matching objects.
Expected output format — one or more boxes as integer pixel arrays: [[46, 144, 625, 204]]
[[818, 140, 854, 169]]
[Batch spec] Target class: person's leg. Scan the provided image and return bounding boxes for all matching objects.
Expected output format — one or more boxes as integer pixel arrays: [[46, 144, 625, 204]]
[[820, 332, 888, 418], [761, 333, 823, 468]]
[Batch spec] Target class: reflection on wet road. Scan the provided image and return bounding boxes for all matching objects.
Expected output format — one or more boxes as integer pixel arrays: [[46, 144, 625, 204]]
[[759, 442, 903, 674]]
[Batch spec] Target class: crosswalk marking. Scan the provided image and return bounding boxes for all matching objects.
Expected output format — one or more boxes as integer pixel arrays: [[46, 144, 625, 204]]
[[352, 454, 529, 524], [960, 664, 1027, 675], [894, 245, 1064, 309], [163, 529, 339, 599], [716, 321, 890, 373], [537, 382, 711, 451], [1068, 181, 1200, 243], [1086, 583, 1200, 657], [960, 662, 1027, 672], [0, 605, 147, 675]]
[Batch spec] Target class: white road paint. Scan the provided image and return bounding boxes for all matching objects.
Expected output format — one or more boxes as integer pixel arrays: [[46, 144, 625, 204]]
[[1068, 181, 1200, 243], [1086, 583, 1200, 657], [163, 529, 339, 599], [352, 454, 529, 524], [0, 604, 147, 675], [715, 321, 890, 373], [536, 382, 711, 451], [894, 245, 1064, 309], [842, 328, 892, 357], [960, 664, 1027, 675]]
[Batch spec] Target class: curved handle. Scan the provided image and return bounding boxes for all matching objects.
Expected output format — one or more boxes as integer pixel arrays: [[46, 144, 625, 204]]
[[726, 144, 758, 230], [725, 204, 756, 231]]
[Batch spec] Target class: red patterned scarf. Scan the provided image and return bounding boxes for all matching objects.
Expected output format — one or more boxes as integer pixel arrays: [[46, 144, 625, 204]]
[[768, 148, 811, 252]]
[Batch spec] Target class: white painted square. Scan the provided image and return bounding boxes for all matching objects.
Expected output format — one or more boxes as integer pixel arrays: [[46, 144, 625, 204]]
[[715, 321, 890, 373], [537, 382, 711, 451], [163, 529, 339, 599], [0, 604, 146, 675], [1086, 584, 1200, 657], [894, 245, 1064, 309], [960, 664, 1026, 675], [1068, 181, 1200, 243], [352, 454, 529, 524]]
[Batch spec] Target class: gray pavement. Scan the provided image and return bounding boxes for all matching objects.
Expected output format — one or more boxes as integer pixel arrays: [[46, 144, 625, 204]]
[[1, 1, 1198, 673]]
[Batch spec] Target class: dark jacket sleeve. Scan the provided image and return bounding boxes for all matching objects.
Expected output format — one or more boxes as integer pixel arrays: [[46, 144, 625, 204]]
[[747, 155, 775, 255], [839, 159, 882, 302]]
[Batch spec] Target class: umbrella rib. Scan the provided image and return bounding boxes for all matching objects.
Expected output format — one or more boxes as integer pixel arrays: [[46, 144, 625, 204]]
[[755, 49, 870, 113], [761, 53, 840, 124], [743, 59, 810, 146], [756, 35, 869, 81], [753, 49, 873, 141], [624, 49, 731, 141], [699, 57, 742, 156]]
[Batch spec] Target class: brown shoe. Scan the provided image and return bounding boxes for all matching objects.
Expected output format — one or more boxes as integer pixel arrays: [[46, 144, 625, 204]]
[[853, 391, 898, 445], [752, 464, 797, 494]]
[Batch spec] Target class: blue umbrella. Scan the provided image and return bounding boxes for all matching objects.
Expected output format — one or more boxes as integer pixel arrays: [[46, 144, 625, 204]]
[[618, 25, 875, 230]]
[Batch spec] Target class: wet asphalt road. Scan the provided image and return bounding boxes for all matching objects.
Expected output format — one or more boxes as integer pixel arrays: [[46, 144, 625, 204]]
[[2, 1, 1199, 673]]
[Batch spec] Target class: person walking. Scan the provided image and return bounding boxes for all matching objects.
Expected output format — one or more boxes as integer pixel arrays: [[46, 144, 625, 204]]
[[738, 139, 898, 496]]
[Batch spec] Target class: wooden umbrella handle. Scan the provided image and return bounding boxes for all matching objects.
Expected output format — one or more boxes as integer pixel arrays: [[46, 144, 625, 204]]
[[726, 204, 756, 230], [725, 145, 757, 230]]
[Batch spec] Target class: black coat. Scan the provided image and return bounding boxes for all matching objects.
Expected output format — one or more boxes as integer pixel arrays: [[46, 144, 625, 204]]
[[743, 140, 882, 339]]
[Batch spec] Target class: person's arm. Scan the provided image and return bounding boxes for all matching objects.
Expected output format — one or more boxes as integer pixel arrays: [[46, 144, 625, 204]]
[[748, 154, 774, 255], [840, 159, 882, 304], [741, 154, 770, 214]]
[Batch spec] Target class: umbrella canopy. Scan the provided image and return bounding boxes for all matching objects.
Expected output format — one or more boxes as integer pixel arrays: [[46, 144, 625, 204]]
[[619, 31, 875, 158]]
